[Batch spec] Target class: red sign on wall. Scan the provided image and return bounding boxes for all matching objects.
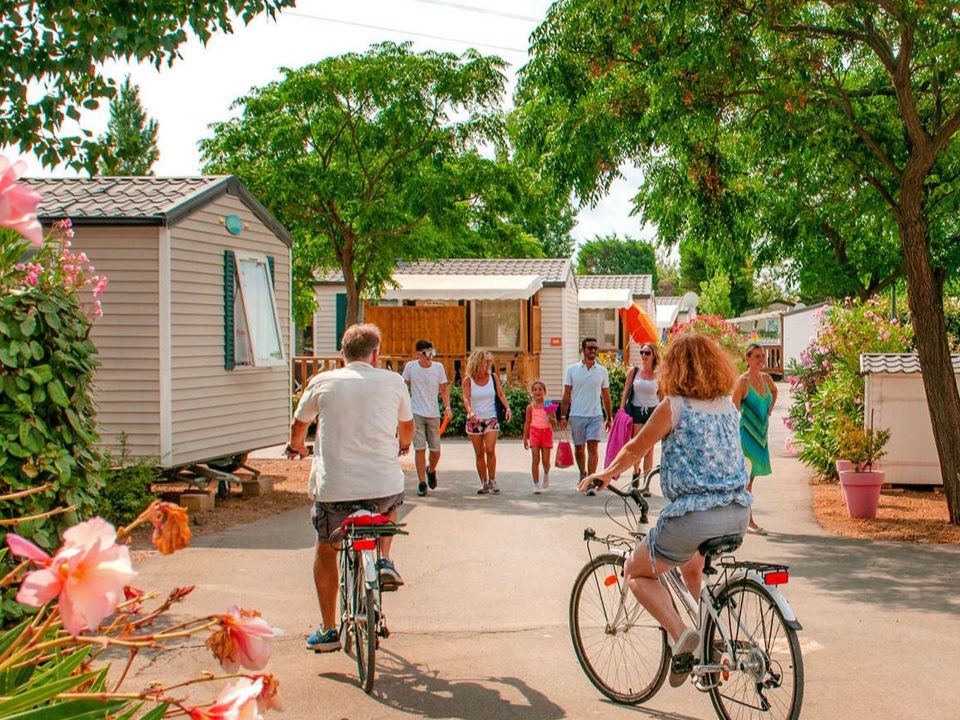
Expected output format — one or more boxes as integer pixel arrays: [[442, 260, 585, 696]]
[[549, 337, 562, 347]]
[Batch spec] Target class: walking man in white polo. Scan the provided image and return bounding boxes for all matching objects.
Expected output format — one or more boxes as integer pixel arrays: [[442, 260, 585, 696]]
[[560, 337, 612, 494], [402, 339, 452, 497]]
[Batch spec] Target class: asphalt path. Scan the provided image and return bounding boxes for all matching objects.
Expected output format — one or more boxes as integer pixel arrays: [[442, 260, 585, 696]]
[[130, 396, 960, 719]]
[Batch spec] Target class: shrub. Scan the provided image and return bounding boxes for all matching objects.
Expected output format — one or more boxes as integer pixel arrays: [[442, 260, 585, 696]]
[[834, 416, 890, 472], [446, 380, 530, 437], [667, 314, 746, 369], [95, 437, 159, 526]]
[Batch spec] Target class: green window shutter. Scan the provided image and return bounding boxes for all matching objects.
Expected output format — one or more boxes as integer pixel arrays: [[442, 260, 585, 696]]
[[335, 292, 347, 350], [223, 250, 236, 370], [267, 255, 275, 286]]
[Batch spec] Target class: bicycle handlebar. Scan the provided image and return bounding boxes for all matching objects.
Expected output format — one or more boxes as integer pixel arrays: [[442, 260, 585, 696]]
[[590, 479, 649, 524]]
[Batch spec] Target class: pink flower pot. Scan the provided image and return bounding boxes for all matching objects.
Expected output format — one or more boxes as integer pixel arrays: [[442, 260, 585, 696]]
[[835, 459, 855, 474], [839, 470, 885, 519]]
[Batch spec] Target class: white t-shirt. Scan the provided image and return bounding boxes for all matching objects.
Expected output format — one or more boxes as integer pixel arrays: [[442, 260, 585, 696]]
[[563, 361, 610, 417], [294, 361, 413, 502], [402, 360, 448, 418]]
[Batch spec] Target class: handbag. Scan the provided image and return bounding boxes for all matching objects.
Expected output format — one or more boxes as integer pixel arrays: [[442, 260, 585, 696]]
[[556, 432, 575, 468], [623, 367, 638, 407], [492, 373, 508, 423]]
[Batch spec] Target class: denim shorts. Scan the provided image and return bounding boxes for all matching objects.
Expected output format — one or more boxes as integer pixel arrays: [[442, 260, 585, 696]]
[[648, 504, 750, 566], [570, 415, 603, 445], [311, 492, 405, 544]]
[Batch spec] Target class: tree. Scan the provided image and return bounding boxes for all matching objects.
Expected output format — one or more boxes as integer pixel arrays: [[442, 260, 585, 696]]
[[0, 1, 294, 168], [699, 271, 734, 318], [656, 251, 680, 295], [202, 42, 561, 327], [576, 234, 658, 285], [89, 76, 159, 175], [518, 1, 960, 523]]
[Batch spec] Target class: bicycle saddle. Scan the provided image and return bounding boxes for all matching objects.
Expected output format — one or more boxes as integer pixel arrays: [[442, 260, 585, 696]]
[[698, 534, 743, 558]]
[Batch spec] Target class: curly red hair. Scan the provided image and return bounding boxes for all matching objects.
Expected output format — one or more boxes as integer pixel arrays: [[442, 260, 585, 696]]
[[659, 333, 738, 400]]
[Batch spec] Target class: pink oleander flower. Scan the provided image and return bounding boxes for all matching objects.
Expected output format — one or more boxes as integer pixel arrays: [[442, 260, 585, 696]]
[[189, 678, 265, 720], [91, 275, 108, 298], [91, 299, 103, 318], [0, 155, 42, 245], [206, 606, 283, 672], [253, 674, 283, 713], [783, 417, 795, 430], [784, 437, 798, 456], [854, 396, 862, 405], [7, 517, 136, 635]]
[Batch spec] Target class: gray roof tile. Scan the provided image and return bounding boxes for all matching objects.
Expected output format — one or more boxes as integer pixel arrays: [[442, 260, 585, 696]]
[[860, 353, 960, 374], [576, 274, 652, 295], [24, 176, 226, 221], [318, 257, 574, 286]]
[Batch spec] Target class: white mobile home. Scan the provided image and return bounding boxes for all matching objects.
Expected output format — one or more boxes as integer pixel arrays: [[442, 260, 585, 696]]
[[28, 176, 292, 469], [576, 274, 656, 364]]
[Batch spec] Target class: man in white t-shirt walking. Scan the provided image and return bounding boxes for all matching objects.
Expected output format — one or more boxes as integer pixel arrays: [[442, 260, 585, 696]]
[[288, 323, 414, 653], [560, 337, 612, 495], [402, 339, 452, 497]]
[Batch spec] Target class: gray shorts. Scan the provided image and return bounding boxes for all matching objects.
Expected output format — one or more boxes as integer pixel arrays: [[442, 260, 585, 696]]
[[413, 414, 441, 451], [311, 492, 405, 544], [648, 504, 750, 566], [570, 415, 603, 445]]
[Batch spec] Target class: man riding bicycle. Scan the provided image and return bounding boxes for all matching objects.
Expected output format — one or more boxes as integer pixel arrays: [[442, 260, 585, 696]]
[[288, 323, 414, 653]]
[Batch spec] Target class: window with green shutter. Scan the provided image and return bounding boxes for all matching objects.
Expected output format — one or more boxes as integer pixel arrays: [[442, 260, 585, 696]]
[[224, 251, 285, 368], [335, 292, 347, 350]]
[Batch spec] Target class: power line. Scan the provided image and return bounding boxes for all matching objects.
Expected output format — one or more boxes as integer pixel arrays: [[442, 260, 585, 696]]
[[286, 11, 530, 55], [404, 0, 541, 23]]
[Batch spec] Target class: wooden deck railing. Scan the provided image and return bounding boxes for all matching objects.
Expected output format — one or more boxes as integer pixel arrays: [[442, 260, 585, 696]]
[[292, 352, 540, 392]]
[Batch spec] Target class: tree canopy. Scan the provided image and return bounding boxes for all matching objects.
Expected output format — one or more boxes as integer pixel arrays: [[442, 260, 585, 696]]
[[202, 42, 570, 326], [518, 0, 960, 522], [576, 234, 657, 285], [0, 0, 294, 168], [88, 76, 159, 175]]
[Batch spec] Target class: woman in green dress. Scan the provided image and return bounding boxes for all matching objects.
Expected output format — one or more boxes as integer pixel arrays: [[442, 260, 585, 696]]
[[732, 343, 778, 534]]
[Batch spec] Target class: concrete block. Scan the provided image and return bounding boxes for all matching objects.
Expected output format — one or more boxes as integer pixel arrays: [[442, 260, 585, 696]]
[[241, 475, 275, 499], [179, 491, 215, 513]]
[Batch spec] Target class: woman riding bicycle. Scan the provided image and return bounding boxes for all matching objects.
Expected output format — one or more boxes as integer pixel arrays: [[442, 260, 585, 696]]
[[580, 333, 752, 687]]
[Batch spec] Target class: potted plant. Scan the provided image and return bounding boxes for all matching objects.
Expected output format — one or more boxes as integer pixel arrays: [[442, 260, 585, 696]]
[[834, 415, 890, 518]]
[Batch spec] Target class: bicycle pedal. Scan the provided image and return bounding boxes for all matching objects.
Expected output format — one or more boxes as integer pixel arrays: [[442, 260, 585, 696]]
[[379, 625, 390, 639], [671, 653, 695, 674]]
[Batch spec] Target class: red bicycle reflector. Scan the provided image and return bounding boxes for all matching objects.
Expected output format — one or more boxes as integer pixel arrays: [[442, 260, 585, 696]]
[[353, 539, 377, 551], [604, 575, 618, 587], [764, 571, 789, 585]]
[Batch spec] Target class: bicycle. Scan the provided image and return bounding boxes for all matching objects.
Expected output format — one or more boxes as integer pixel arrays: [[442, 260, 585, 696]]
[[331, 510, 407, 694], [569, 482, 804, 719], [631, 464, 660, 496]]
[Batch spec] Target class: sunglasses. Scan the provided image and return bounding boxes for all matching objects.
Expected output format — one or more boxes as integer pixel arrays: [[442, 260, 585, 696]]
[[419, 349, 435, 358], [584, 345, 599, 351], [639, 350, 653, 356]]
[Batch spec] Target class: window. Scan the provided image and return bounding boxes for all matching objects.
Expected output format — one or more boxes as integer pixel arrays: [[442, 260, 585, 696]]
[[580, 308, 618, 349], [473, 300, 522, 350], [233, 253, 284, 367]]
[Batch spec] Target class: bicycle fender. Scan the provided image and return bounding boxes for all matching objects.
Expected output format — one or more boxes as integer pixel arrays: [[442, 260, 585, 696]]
[[743, 570, 803, 631]]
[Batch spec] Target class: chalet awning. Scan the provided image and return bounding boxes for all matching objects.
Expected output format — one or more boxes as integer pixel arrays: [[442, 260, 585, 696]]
[[578, 287, 634, 309], [383, 273, 543, 301]]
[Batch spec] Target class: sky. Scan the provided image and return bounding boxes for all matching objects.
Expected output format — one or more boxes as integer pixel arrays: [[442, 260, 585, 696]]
[[17, 0, 656, 249]]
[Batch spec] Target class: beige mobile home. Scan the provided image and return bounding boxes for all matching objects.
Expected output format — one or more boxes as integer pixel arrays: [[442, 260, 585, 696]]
[[28, 176, 292, 469], [576, 274, 656, 365], [310, 258, 579, 393]]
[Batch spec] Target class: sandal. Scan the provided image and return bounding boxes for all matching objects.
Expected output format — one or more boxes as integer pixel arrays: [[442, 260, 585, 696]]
[[477, 484, 490, 495]]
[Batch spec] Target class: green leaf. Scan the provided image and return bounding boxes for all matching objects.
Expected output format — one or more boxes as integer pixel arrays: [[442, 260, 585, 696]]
[[47, 380, 69, 408], [0, 671, 101, 716], [136, 703, 169, 720], [2, 698, 129, 720], [0, 344, 16, 368], [19, 313, 36, 337]]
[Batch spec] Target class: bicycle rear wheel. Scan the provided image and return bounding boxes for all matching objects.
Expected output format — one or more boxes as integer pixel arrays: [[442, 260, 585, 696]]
[[704, 578, 803, 720], [353, 565, 377, 693], [569, 553, 669, 704]]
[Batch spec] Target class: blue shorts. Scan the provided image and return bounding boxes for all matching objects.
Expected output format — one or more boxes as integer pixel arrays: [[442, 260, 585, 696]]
[[570, 415, 603, 445]]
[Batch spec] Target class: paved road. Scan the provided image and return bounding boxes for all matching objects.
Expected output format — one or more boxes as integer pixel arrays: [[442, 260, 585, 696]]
[[132, 398, 960, 719]]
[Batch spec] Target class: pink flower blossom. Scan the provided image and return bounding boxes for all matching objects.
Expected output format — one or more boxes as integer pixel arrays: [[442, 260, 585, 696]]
[[206, 606, 283, 672], [783, 417, 795, 430], [0, 155, 42, 245], [784, 437, 798, 456], [91, 300, 103, 318], [91, 275, 108, 298], [854, 396, 862, 405], [7, 517, 136, 635], [189, 678, 265, 720]]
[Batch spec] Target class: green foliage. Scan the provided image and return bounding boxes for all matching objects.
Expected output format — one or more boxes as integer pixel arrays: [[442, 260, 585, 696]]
[[698, 271, 734, 318], [605, 360, 627, 413], [201, 42, 572, 327], [88, 76, 159, 176], [786, 298, 913, 478], [834, 417, 890, 473], [576, 235, 657, 285], [95, 438, 158, 527], [0, 0, 294, 168]]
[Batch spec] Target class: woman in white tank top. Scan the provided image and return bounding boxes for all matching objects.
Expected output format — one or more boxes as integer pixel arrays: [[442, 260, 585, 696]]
[[619, 342, 662, 481], [462, 349, 511, 495]]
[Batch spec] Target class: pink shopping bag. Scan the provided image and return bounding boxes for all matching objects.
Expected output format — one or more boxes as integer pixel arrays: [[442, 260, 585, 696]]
[[555, 434, 574, 469]]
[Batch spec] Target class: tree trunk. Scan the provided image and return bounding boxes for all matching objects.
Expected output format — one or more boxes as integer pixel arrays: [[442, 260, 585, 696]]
[[898, 184, 960, 525], [339, 249, 362, 328]]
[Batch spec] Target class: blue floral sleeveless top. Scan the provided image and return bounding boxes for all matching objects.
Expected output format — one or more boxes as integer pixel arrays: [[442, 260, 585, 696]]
[[658, 396, 752, 519]]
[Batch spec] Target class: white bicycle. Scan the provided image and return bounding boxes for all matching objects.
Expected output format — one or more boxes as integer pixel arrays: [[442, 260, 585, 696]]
[[570, 482, 804, 719]]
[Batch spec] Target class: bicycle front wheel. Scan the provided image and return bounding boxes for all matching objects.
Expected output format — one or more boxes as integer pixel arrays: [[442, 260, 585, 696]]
[[353, 575, 377, 693], [704, 578, 803, 720], [569, 553, 669, 704]]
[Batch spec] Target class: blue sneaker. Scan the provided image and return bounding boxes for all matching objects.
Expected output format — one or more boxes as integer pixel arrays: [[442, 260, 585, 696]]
[[306, 627, 339, 653]]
